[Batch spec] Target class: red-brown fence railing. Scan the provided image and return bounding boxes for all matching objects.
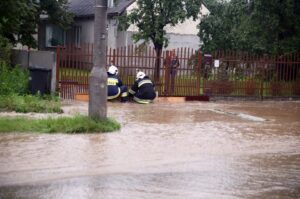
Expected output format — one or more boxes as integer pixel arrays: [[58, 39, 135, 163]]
[[56, 44, 300, 99], [204, 51, 300, 98]]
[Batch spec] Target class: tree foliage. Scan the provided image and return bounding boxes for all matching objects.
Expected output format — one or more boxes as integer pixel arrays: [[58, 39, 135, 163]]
[[199, 0, 300, 55], [0, 36, 12, 64], [0, 0, 73, 49], [118, 0, 202, 51], [118, 0, 202, 80]]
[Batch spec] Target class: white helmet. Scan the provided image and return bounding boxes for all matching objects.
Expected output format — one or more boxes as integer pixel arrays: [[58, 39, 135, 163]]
[[136, 71, 146, 80], [108, 65, 118, 75]]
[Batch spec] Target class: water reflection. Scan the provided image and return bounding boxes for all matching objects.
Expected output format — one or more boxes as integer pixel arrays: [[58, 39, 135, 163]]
[[0, 101, 299, 198]]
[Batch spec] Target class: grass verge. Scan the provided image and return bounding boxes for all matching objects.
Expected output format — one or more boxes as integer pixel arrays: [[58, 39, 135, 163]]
[[0, 94, 62, 113], [0, 115, 120, 133]]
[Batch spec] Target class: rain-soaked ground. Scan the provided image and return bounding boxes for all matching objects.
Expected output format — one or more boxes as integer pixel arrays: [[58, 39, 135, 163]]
[[0, 100, 299, 199]]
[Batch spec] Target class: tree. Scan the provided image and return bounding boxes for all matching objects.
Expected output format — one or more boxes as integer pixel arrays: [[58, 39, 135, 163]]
[[246, 0, 300, 55], [118, 0, 202, 81], [198, 0, 232, 53], [0, 0, 73, 49], [199, 0, 300, 55]]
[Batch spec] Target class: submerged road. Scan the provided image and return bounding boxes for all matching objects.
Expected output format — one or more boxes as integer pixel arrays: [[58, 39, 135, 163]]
[[0, 101, 299, 199]]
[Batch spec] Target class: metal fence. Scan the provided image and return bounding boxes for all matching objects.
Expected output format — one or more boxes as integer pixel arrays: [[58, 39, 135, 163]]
[[56, 44, 300, 99], [205, 51, 300, 98]]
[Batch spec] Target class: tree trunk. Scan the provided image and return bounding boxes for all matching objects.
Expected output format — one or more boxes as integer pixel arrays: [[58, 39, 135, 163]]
[[154, 46, 162, 82]]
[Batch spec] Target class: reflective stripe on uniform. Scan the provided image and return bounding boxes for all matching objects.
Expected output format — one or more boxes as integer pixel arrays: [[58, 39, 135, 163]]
[[129, 89, 136, 95], [133, 96, 152, 104], [107, 87, 120, 100], [121, 92, 128, 97], [138, 80, 152, 88], [107, 78, 118, 86]]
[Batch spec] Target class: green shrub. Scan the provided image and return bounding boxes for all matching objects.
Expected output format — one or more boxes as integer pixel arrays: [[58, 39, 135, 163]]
[[0, 62, 29, 95]]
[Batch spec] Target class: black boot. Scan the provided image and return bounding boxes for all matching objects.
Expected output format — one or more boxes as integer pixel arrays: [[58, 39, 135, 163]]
[[121, 96, 128, 103]]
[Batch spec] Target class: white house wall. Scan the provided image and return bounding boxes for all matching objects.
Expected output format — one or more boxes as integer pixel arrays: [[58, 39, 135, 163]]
[[125, 31, 200, 50], [166, 34, 200, 50]]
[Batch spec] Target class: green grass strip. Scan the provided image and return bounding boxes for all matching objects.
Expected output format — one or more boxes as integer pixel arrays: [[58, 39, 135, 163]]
[[0, 94, 62, 113], [0, 115, 120, 133]]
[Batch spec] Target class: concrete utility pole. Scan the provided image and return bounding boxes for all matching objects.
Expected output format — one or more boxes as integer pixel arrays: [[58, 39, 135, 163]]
[[88, 0, 108, 119]]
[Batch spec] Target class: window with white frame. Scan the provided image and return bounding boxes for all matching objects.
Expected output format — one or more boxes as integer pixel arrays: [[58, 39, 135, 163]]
[[108, 0, 114, 8], [45, 24, 66, 47]]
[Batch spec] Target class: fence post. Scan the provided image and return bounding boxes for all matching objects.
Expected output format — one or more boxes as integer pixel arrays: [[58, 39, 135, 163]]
[[112, 49, 116, 65], [260, 55, 265, 100], [164, 50, 170, 95], [196, 51, 202, 96], [56, 47, 60, 92]]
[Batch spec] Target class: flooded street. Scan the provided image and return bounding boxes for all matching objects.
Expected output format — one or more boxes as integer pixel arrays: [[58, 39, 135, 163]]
[[0, 101, 299, 199]]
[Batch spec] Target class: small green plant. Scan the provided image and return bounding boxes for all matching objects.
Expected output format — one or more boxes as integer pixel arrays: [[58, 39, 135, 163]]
[[0, 115, 121, 133], [0, 62, 61, 113], [0, 62, 29, 95]]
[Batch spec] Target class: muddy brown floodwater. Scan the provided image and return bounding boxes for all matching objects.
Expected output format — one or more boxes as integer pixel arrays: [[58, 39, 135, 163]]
[[0, 101, 299, 199]]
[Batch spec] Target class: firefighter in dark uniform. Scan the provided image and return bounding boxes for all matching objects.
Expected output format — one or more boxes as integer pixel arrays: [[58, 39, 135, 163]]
[[129, 71, 156, 104], [107, 65, 128, 102]]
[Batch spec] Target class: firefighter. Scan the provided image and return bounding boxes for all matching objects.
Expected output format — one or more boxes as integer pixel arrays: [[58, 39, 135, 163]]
[[129, 71, 156, 104], [107, 65, 128, 102]]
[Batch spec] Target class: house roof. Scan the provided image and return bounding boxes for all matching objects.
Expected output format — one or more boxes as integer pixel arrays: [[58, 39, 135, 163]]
[[68, 0, 135, 18]]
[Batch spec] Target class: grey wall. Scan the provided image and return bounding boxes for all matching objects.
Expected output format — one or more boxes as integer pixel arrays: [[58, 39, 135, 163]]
[[11, 49, 57, 94], [77, 18, 119, 48], [107, 18, 119, 48], [75, 19, 94, 44], [11, 50, 29, 69]]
